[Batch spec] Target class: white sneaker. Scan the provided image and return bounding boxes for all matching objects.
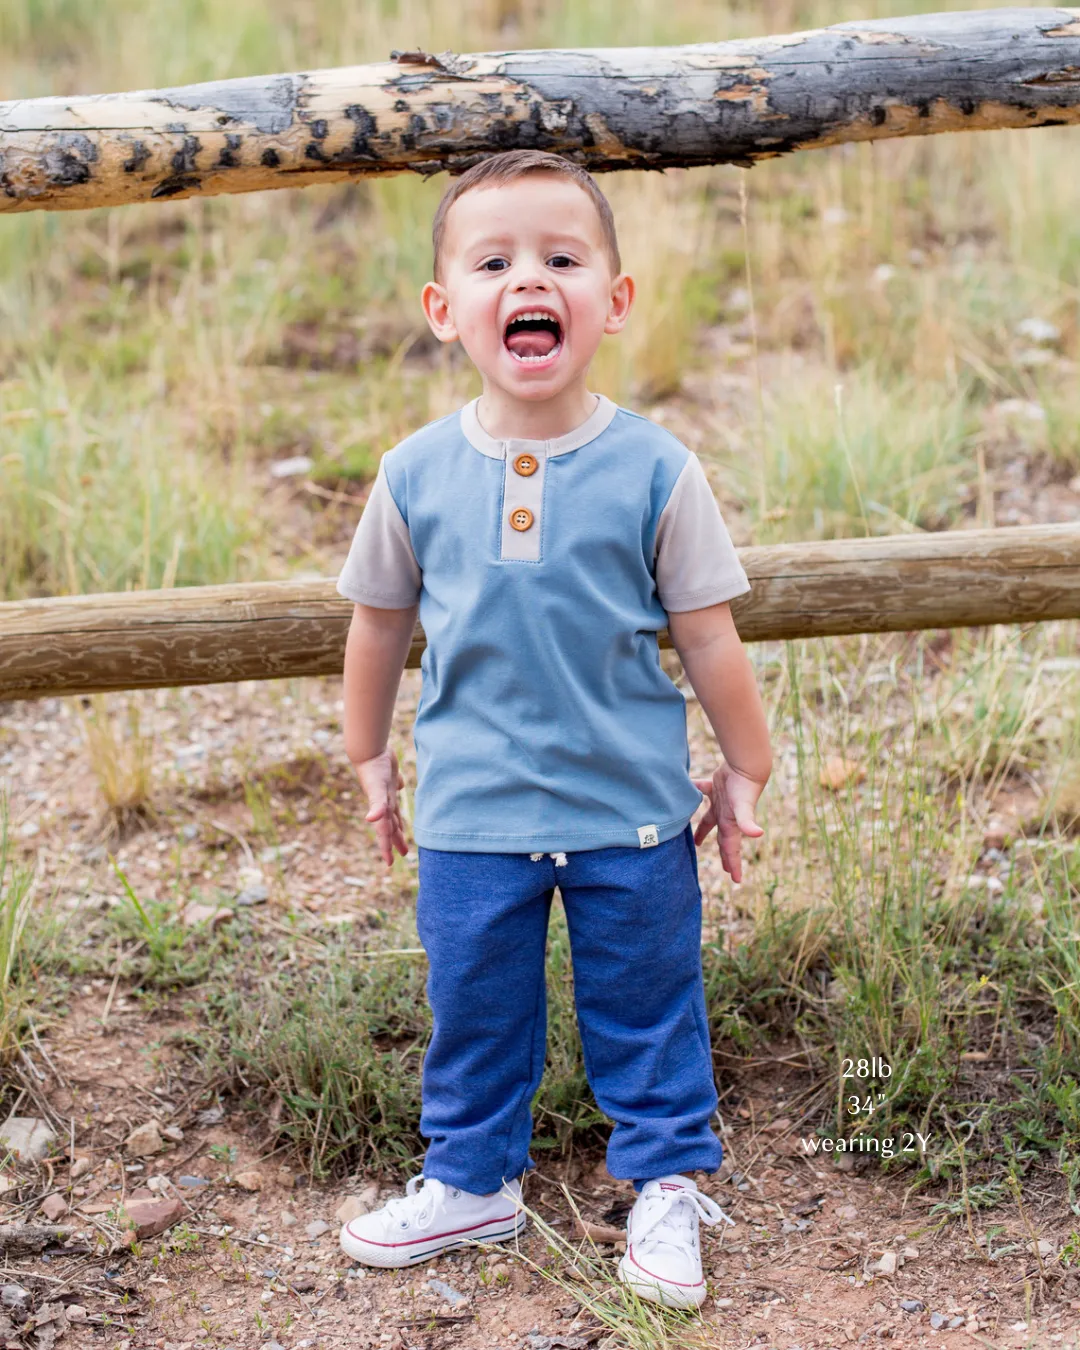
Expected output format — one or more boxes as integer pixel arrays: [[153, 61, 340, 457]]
[[339, 1176, 526, 1268], [617, 1174, 733, 1309]]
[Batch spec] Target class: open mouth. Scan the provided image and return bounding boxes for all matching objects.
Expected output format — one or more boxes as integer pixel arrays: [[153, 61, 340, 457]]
[[503, 310, 563, 364]]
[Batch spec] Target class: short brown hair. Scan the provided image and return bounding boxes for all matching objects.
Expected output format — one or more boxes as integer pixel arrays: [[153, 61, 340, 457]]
[[431, 151, 621, 282]]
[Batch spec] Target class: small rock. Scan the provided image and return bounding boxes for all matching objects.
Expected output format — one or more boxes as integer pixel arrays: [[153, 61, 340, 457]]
[[0, 1115, 57, 1162], [900, 1299, 925, 1313], [0, 1285, 30, 1310], [269, 455, 314, 479], [715, 1296, 734, 1307], [122, 1195, 184, 1239], [182, 901, 233, 928], [835, 1204, 859, 1221], [66, 1305, 87, 1322], [177, 1175, 209, 1188], [161, 1125, 184, 1143], [872, 1252, 898, 1276], [280, 1210, 298, 1227], [948, 1316, 964, 1329], [305, 1219, 330, 1240], [40, 1193, 68, 1220], [819, 756, 865, 791], [902, 1245, 919, 1260], [235, 883, 269, 907], [126, 1120, 164, 1157], [982, 818, 1009, 849], [336, 1195, 374, 1224], [426, 1278, 468, 1307], [69, 1157, 92, 1180], [1015, 317, 1060, 346], [147, 1175, 172, 1193], [930, 1312, 947, 1330], [233, 1170, 264, 1192], [1034, 1238, 1056, 1257]]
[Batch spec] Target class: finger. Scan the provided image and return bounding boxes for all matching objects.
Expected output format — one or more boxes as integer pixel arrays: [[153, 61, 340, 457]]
[[365, 801, 388, 823], [693, 803, 717, 845], [719, 831, 742, 883], [390, 811, 409, 857], [374, 818, 394, 866], [691, 778, 713, 797], [717, 819, 744, 880], [734, 806, 765, 838]]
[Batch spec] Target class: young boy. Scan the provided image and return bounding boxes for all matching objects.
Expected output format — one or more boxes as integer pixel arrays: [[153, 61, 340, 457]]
[[334, 150, 772, 1309]]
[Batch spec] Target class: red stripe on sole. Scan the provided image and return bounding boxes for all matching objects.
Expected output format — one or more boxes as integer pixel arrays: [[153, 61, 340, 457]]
[[345, 1211, 521, 1250]]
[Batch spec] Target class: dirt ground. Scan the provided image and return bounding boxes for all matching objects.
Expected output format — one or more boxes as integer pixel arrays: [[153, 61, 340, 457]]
[[3, 669, 1080, 1350]]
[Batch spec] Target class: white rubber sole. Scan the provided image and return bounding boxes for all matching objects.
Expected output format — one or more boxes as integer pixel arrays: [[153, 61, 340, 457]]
[[617, 1250, 707, 1310], [340, 1209, 527, 1269]]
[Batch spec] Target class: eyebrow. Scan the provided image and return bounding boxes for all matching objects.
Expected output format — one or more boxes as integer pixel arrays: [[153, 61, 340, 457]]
[[462, 233, 598, 255]]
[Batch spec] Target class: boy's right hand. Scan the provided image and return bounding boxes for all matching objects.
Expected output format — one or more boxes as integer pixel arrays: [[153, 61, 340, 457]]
[[353, 748, 409, 865]]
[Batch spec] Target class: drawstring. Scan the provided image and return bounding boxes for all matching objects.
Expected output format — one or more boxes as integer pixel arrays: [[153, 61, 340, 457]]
[[530, 852, 568, 867]]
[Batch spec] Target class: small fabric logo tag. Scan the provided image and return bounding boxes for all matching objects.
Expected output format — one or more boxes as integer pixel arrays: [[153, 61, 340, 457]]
[[637, 824, 659, 848]]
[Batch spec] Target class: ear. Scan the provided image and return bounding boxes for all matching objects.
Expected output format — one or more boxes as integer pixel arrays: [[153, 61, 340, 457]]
[[421, 280, 459, 344], [603, 272, 635, 335]]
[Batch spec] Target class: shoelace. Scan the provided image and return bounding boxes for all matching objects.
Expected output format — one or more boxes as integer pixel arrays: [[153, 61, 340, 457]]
[[632, 1187, 734, 1253], [381, 1175, 452, 1232]]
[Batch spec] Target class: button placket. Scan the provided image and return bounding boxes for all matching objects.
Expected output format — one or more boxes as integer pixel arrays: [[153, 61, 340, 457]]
[[500, 439, 547, 562]]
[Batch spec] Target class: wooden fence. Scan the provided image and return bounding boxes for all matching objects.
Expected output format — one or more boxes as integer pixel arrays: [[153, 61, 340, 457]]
[[2, 526, 1078, 702], [3, 9, 1080, 212], [2, 11, 1079, 702]]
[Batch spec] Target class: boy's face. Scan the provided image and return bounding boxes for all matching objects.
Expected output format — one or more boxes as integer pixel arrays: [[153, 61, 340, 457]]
[[421, 175, 633, 403]]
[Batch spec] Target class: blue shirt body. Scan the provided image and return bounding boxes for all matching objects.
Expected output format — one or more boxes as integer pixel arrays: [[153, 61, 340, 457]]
[[336, 396, 749, 853]]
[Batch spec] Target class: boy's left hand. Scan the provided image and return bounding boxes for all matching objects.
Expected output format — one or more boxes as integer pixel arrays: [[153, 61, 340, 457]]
[[692, 764, 766, 883]]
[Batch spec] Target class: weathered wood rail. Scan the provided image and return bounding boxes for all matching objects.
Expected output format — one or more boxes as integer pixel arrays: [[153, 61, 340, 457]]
[[3, 9, 1080, 213], [1, 525, 1078, 702]]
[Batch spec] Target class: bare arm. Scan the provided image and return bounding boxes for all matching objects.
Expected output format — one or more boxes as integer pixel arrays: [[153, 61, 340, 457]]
[[342, 601, 418, 864], [668, 601, 772, 881]]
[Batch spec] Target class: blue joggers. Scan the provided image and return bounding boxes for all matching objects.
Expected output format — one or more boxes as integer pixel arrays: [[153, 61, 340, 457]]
[[414, 824, 723, 1194]]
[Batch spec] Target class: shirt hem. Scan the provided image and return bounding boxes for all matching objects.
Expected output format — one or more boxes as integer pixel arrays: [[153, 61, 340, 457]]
[[413, 814, 695, 855], [336, 581, 421, 609], [662, 579, 751, 613]]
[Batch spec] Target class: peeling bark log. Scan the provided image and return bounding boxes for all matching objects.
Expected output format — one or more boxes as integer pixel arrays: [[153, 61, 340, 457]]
[[1, 524, 1077, 702], [2, 9, 1080, 213], [0, 1224, 71, 1256]]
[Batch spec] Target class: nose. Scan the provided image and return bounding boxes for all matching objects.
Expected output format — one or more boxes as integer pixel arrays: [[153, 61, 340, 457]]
[[512, 263, 551, 292]]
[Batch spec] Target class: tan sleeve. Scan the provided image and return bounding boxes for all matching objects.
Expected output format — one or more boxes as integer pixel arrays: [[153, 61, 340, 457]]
[[655, 454, 750, 613], [335, 459, 422, 608]]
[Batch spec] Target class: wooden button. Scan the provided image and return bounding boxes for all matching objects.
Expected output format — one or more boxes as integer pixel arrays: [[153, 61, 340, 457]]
[[508, 506, 534, 532], [513, 453, 538, 477]]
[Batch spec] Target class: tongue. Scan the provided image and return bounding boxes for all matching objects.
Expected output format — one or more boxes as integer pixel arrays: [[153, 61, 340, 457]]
[[506, 329, 558, 358]]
